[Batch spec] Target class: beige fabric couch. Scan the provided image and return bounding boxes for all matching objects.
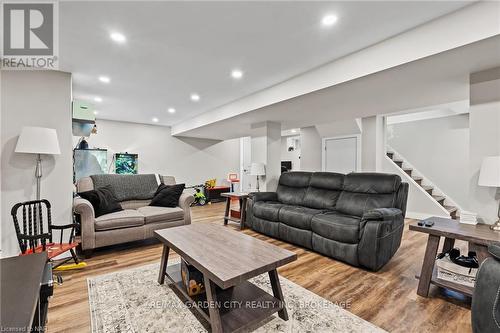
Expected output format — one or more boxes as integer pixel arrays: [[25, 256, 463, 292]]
[[73, 175, 194, 255]]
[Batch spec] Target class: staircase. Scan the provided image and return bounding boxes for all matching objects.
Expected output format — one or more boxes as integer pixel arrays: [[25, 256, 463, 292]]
[[386, 150, 459, 220]]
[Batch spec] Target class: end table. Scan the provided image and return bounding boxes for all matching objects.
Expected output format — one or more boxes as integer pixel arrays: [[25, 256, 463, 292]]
[[410, 217, 500, 298], [221, 192, 249, 229]]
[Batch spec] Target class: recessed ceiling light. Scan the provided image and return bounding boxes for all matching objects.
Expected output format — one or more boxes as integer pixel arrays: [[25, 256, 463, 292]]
[[231, 69, 243, 79], [93, 110, 99, 115], [322, 14, 338, 27], [94, 97, 102, 103], [168, 108, 176, 114], [110, 32, 126, 43], [99, 76, 110, 83], [291, 129, 297, 133], [190, 93, 200, 102], [152, 117, 159, 123]]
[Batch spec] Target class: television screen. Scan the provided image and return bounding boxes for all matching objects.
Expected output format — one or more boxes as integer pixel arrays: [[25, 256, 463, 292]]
[[115, 153, 138, 174]]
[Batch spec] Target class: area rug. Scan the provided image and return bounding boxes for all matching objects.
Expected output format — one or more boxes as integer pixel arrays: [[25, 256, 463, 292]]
[[88, 260, 385, 333]]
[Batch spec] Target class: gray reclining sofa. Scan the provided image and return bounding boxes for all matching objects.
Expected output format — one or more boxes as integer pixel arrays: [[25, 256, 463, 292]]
[[246, 172, 409, 271]]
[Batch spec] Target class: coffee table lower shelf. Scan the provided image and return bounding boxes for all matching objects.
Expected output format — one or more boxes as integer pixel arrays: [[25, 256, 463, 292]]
[[165, 263, 283, 332], [415, 266, 474, 297]]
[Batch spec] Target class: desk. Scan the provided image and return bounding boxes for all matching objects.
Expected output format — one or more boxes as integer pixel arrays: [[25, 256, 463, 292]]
[[0, 252, 50, 331], [410, 217, 500, 297]]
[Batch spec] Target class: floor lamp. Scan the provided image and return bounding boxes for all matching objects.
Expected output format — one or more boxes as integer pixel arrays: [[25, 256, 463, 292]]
[[250, 162, 265, 192], [15, 127, 61, 200], [478, 156, 500, 231]]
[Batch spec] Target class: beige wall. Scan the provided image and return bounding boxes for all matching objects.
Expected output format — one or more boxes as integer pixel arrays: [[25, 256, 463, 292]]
[[1, 71, 73, 258]]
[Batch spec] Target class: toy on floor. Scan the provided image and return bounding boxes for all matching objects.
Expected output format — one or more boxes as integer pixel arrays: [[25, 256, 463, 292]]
[[53, 262, 88, 271], [185, 184, 208, 206]]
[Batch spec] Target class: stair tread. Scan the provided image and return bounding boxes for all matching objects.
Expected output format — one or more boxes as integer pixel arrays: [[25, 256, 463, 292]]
[[432, 195, 445, 201], [413, 177, 423, 181], [393, 159, 404, 163], [421, 185, 433, 191], [403, 168, 413, 171], [444, 205, 458, 213]]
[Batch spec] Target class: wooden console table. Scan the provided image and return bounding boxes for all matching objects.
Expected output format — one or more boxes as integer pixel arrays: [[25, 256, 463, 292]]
[[410, 217, 500, 297]]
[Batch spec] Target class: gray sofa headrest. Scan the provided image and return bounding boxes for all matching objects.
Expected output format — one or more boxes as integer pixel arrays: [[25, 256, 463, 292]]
[[90, 174, 159, 201], [343, 173, 402, 194], [309, 172, 344, 190], [278, 172, 312, 187]]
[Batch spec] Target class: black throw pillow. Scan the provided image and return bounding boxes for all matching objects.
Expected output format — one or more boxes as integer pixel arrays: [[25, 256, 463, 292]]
[[150, 183, 185, 208], [78, 185, 123, 218]]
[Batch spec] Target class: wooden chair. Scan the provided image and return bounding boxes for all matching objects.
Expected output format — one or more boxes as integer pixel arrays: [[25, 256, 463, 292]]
[[11, 199, 80, 268]]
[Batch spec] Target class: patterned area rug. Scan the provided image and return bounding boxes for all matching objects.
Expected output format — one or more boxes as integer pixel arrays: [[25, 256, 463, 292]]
[[88, 260, 385, 333]]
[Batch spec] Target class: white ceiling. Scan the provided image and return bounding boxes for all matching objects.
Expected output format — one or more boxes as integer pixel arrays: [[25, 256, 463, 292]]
[[174, 35, 500, 140], [60, 1, 472, 127]]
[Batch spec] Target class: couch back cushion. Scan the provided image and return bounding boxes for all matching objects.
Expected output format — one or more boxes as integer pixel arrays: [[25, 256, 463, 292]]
[[303, 172, 344, 209], [90, 174, 160, 201], [276, 172, 312, 205], [336, 173, 401, 217]]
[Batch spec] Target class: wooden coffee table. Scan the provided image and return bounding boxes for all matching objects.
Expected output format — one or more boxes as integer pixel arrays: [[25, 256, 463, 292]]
[[410, 217, 500, 298], [155, 224, 297, 333]]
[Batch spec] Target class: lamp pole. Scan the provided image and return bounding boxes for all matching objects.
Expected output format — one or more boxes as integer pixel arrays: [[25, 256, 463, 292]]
[[35, 153, 42, 200]]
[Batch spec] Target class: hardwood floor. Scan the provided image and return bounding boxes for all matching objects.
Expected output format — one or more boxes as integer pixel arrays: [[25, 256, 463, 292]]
[[47, 202, 472, 333]]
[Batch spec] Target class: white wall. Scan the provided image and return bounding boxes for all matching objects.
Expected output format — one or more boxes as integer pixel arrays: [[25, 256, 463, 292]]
[[281, 136, 300, 171], [1, 71, 73, 258], [83, 119, 240, 187], [387, 114, 470, 208], [382, 157, 450, 219], [300, 126, 322, 171], [361, 116, 385, 172]]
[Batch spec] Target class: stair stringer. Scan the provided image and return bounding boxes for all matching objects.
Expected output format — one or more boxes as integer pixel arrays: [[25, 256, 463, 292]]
[[387, 146, 464, 218], [383, 155, 450, 220]]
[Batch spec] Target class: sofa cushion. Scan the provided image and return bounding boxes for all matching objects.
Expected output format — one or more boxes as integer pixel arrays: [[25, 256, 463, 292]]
[[78, 185, 123, 218], [90, 174, 159, 201], [336, 192, 396, 217], [137, 206, 184, 224], [150, 183, 185, 208], [311, 212, 362, 244], [303, 172, 344, 209], [253, 201, 283, 222], [279, 223, 312, 249], [279, 205, 324, 230], [276, 172, 312, 206], [343, 173, 401, 194], [94, 209, 144, 231]]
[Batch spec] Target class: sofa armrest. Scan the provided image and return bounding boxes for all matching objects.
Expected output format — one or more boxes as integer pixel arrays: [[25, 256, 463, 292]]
[[358, 208, 404, 271], [248, 192, 277, 202], [73, 197, 96, 250], [362, 208, 403, 224], [489, 242, 500, 260], [178, 192, 195, 224]]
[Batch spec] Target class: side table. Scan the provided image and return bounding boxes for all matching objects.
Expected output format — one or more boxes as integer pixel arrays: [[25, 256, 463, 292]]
[[410, 217, 500, 298], [221, 192, 249, 229]]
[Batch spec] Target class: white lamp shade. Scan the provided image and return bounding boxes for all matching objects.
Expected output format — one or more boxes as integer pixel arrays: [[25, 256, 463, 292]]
[[15, 126, 61, 155], [478, 156, 500, 187], [250, 162, 266, 176]]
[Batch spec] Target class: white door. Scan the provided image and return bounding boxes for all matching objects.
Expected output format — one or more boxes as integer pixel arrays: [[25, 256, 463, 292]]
[[239, 136, 252, 192], [323, 136, 359, 173]]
